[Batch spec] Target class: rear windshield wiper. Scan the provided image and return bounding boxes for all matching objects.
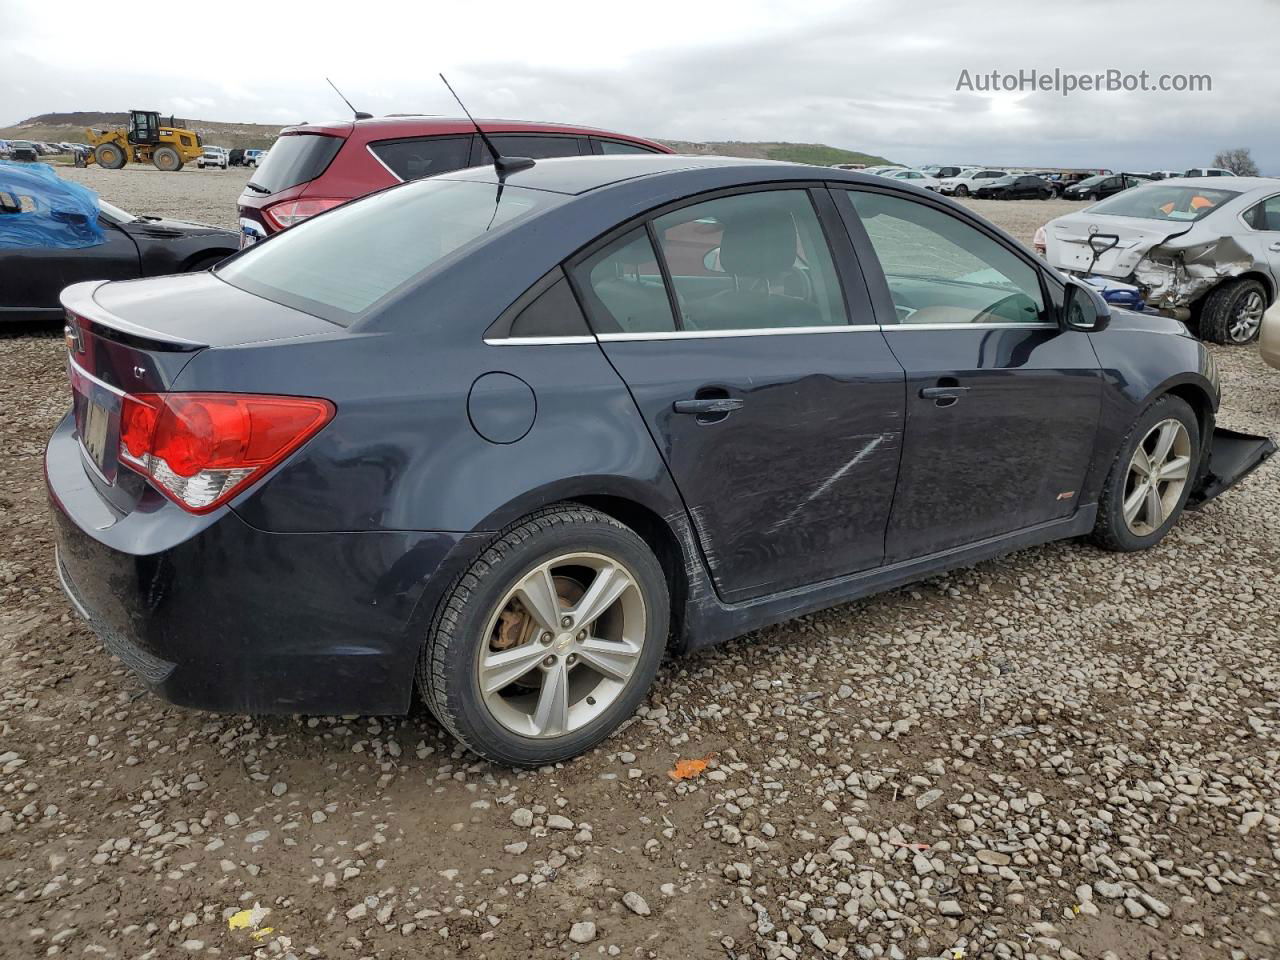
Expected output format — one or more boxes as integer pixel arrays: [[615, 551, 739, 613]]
[[244, 182, 270, 194]]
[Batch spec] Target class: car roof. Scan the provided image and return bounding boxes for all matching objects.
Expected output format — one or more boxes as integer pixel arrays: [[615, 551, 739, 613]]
[[1158, 175, 1275, 191], [440, 153, 998, 200], [282, 116, 670, 152]]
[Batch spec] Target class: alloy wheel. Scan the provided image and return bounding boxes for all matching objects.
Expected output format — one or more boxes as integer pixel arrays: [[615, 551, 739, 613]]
[[1123, 418, 1192, 535], [477, 552, 646, 739], [1229, 290, 1265, 343]]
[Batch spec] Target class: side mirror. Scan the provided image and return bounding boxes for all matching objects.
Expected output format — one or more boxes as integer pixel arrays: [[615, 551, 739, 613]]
[[1062, 278, 1111, 332], [702, 247, 723, 273]]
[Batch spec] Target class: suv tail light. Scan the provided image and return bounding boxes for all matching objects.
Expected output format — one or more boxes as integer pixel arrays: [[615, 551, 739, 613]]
[[118, 392, 335, 513], [263, 198, 346, 229]]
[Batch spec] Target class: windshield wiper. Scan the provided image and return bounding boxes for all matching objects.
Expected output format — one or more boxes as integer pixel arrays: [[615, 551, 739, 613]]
[[244, 182, 270, 194]]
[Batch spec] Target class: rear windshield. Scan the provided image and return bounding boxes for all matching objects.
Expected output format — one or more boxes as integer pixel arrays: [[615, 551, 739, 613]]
[[246, 133, 343, 195], [1089, 184, 1240, 222], [217, 178, 560, 324]]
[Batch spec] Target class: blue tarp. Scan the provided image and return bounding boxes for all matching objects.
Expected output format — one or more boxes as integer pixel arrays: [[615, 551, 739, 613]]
[[0, 161, 105, 249]]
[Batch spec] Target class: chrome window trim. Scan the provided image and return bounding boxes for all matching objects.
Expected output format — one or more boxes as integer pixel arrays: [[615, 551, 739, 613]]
[[483, 335, 596, 346], [598, 324, 883, 341], [884, 322, 1059, 331]]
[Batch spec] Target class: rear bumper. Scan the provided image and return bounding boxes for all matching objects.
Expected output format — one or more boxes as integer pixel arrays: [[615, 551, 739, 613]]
[[47, 413, 482, 715], [1187, 427, 1276, 509]]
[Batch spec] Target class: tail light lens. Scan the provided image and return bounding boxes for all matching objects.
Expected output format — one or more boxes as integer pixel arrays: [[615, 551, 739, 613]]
[[263, 198, 345, 230], [118, 392, 335, 513]]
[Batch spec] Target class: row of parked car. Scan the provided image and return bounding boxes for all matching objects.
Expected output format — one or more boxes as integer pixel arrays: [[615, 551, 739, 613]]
[[0, 139, 91, 162], [831, 162, 1243, 202], [196, 146, 269, 170]]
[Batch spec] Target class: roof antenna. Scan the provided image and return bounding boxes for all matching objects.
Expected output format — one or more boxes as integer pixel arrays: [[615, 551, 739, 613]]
[[326, 77, 373, 121], [438, 73, 535, 176]]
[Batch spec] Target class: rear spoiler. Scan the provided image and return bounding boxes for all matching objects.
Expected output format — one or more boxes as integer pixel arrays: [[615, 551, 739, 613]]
[[1187, 427, 1276, 509], [60, 281, 207, 352]]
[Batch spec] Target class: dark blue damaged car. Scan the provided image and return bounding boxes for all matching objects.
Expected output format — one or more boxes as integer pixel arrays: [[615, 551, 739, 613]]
[[47, 154, 1275, 765]]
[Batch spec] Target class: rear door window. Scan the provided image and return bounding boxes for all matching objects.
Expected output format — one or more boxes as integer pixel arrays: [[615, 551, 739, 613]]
[[248, 134, 344, 194], [652, 189, 849, 331], [596, 139, 659, 155], [486, 135, 585, 160], [369, 135, 473, 181]]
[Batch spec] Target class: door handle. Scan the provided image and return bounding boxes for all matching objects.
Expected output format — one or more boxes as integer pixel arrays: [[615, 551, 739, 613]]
[[673, 398, 744, 415], [919, 386, 970, 401], [1269, 241, 1280, 252]]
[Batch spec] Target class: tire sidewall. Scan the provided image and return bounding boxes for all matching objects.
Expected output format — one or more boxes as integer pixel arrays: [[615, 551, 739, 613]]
[[1096, 396, 1200, 551], [430, 516, 669, 766]]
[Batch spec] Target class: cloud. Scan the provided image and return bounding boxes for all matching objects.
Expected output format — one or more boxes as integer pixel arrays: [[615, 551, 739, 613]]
[[1, 0, 1275, 172]]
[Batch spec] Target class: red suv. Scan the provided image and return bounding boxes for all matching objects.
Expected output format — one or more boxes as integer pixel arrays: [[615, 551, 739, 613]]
[[237, 117, 672, 244]]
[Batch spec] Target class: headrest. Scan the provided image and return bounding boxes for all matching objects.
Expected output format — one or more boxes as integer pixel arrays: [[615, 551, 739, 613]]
[[718, 208, 798, 277]]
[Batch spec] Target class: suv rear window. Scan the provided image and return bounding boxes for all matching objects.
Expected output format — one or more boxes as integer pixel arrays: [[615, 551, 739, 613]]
[[217, 178, 561, 324], [369, 135, 472, 181], [247, 133, 343, 194]]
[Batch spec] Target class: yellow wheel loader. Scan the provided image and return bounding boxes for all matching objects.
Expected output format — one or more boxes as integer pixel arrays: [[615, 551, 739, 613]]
[[79, 110, 203, 171]]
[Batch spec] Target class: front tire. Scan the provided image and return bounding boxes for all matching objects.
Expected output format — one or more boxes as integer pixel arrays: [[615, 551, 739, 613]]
[[1197, 278, 1267, 345], [94, 143, 126, 169], [418, 504, 669, 766], [153, 146, 182, 171], [954, 185, 969, 197], [1090, 395, 1200, 552]]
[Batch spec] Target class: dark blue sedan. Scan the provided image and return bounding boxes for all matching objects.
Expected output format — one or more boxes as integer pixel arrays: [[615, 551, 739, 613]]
[[46, 155, 1273, 765]]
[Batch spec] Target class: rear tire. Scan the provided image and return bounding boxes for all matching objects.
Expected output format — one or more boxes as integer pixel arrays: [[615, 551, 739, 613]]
[[1197, 278, 1267, 345], [1090, 395, 1200, 552], [954, 185, 969, 197], [418, 504, 669, 766], [94, 143, 126, 169], [152, 146, 182, 172]]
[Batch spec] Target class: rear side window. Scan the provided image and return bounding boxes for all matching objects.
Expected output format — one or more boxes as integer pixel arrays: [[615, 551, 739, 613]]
[[370, 136, 472, 181], [570, 228, 676, 334], [218, 178, 559, 324], [653, 190, 849, 331], [597, 139, 657, 155], [1243, 195, 1280, 231], [248, 133, 343, 194], [488, 135, 583, 160]]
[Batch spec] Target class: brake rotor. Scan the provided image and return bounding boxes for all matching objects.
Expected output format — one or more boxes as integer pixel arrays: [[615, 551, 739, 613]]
[[489, 575, 585, 691]]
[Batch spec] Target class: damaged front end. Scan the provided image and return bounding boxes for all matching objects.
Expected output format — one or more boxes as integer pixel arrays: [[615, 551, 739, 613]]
[[1132, 235, 1258, 315], [1188, 428, 1277, 509]]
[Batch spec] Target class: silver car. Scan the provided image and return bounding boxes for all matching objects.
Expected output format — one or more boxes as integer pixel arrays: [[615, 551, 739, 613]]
[[1043, 177, 1279, 344]]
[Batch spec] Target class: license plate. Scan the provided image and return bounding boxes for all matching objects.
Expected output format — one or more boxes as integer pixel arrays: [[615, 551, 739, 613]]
[[69, 362, 122, 482], [239, 229, 257, 250]]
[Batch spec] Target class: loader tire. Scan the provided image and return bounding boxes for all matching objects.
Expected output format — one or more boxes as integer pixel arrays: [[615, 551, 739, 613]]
[[153, 146, 182, 172], [94, 143, 126, 170]]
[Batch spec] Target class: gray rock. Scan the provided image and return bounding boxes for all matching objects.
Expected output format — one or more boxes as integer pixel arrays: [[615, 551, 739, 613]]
[[568, 921, 597, 943]]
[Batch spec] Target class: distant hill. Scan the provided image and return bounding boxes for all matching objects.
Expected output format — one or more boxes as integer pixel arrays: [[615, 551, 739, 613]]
[[658, 140, 894, 167], [1, 113, 895, 167]]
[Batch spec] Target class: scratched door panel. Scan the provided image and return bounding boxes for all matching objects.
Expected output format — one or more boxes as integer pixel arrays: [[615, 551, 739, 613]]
[[597, 332, 906, 603]]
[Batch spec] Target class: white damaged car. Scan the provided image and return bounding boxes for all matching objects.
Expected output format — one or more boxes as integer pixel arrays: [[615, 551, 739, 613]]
[[1041, 177, 1280, 344]]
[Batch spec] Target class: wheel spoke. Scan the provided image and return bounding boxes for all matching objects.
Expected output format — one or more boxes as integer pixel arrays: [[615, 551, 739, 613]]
[[1144, 484, 1164, 528], [1123, 485, 1146, 524], [1130, 446, 1152, 477], [513, 565, 562, 633], [1159, 455, 1190, 482], [479, 643, 549, 694], [570, 564, 633, 628], [576, 636, 642, 682], [1150, 421, 1179, 468], [531, 660, 570, 736]]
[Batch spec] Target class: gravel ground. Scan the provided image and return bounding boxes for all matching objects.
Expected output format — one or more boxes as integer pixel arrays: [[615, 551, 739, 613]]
[[1, 167, 1278, 960]]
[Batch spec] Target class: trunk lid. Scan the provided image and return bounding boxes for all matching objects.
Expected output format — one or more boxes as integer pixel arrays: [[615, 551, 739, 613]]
[[1044, 214, 1194, 279], [60, 277, 340, 513]]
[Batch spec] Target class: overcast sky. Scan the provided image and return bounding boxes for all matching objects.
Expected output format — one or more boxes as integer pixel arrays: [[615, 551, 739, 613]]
[[2, 0, 1276, 171]]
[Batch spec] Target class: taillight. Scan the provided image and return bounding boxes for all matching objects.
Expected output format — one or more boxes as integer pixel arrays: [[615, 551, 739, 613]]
[[1033, 225, 1047, 257], [263, 198, 346, 230], [118, 392, 334, 513]]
